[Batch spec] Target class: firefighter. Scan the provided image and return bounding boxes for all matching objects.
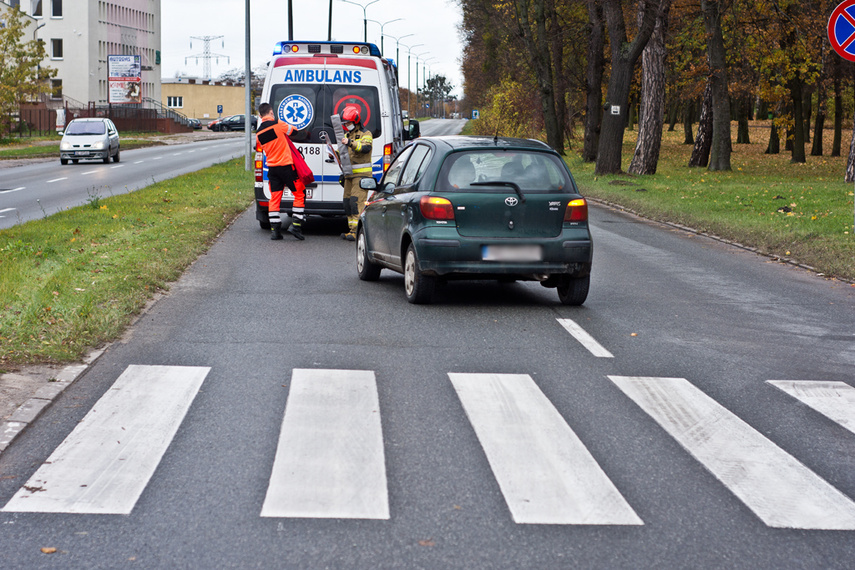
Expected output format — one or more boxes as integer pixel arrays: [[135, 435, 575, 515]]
[[339, 105, 373, 241], [256, 102, 305, 240]]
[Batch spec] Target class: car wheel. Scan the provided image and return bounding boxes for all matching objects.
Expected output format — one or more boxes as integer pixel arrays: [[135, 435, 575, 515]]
[[102, 154, 110, 164], [60, 158, 68, 165], [404, 243, 435, 304], [72, 159, 79, 164], [113, 148, 120, 163], [557, 275, 590, 306], [259, 219, 271, 230], [357, 229, 382, 281]]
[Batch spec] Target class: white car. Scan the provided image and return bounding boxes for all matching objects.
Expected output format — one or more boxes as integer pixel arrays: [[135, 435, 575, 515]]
[[59, 118, 120, 164]]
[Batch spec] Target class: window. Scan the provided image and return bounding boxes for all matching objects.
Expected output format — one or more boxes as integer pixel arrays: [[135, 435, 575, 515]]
[[51, 38, 62, 59], [51, 0, 61, 17], [50, 79, 62, 100], [32, 0, 42, 17], [399, 145, 432, 188], [167, 96, 183, 109]]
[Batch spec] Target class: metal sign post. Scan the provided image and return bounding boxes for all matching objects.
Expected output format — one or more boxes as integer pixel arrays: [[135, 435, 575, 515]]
[[828, 0, 855, 231]]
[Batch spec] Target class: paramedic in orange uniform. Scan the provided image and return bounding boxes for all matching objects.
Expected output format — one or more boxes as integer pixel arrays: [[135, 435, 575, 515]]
[[256, 102, 305, 240]]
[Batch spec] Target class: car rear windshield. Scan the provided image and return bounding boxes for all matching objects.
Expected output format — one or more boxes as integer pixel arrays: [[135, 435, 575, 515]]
[[65, 121, 106, 135], [438, 150, 574, 194], [269, 83, 381, 144]]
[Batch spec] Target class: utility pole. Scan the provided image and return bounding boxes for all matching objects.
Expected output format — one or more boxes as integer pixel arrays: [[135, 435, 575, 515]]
[[186, 36, 229, 81]]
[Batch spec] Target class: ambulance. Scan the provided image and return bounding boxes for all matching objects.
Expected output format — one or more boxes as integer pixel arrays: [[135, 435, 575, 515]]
[[254, 41, 419, 229]]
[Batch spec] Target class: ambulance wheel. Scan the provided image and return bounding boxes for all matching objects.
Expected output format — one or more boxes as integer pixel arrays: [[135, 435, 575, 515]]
[[259, 219, 271, 230]]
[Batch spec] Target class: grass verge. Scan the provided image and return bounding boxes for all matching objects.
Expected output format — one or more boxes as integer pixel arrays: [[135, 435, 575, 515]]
[[0, 139, 165, 159], [565, 124, 855, 282], [0, 159, 253, 367]]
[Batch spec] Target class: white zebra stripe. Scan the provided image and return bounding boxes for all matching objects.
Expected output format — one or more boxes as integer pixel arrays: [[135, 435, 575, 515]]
[[610, 375, 855, 529], [768, 380, 855, 435]]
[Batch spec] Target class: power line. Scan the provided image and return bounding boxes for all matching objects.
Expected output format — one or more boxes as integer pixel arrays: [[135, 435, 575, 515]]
[[185, 35, 230, 80]]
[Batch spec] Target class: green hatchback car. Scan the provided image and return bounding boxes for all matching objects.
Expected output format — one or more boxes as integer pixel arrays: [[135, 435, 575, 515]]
[[356, 136, 593, 305]]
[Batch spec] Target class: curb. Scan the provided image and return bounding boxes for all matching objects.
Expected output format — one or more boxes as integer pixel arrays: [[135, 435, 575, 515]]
[[0, 348, 105, 456], [587, 197, 855, 285]]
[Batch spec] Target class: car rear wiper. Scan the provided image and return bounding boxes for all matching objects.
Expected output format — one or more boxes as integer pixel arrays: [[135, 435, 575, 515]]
[[470, 181, 526, 203]]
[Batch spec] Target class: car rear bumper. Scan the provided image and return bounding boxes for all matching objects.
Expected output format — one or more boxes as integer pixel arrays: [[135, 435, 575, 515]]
[[413, 227, 592, 277]]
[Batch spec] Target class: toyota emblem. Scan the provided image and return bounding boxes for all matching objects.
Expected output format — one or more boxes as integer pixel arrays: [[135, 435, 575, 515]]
[[505, 196, 519, 207]]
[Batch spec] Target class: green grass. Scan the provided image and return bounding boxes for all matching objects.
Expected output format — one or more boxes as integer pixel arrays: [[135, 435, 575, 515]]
[[0, 139, 165, 159], [0, 159, 253, 366], [564, 124, 855, 282]]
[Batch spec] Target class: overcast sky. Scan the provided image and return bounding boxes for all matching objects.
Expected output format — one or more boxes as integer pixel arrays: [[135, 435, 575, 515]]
[[160, 0, 465, 97]]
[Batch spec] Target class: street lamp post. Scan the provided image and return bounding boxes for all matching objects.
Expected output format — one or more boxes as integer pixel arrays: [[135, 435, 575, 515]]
[[414, 52, 430, 118], [403, 43, 423, 117], [422, 58, 437, 118], [388, 33, 414, 80], [366, 18, 403, 56], [340, 0, 380, 43]]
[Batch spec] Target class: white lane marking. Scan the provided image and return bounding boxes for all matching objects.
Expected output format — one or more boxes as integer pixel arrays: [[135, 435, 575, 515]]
[[81, 170, 98, 175], [46, 177, 68, 183], [153, 156, 163, 160], [0, 187, 25, 194], [261, 369, 389, 519], [110, 164, 124, 169], [556, 318, 614, 358], [0, 208, 17, 214], [768, 380, 855, 435], [610, 376, 855, 529], [134, 160, 144, 164], [2, 365, 210, 515], [449, 373, 642, 525]]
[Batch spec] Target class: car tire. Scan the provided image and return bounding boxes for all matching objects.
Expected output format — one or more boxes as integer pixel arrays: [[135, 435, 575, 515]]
[[357, 228, 382, 281], [60, 158, 68, 165], [113, 148, 120, 163], [102, 154, 110, 164], [72, 159, 79, 164], [259, 219, 271, 230], [404, 243, 435, 304], [557, 274, 590, 306]]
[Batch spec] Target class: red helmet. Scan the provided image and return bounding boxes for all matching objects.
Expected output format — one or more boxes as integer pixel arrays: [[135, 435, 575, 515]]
[[341, 106, 361, 124]]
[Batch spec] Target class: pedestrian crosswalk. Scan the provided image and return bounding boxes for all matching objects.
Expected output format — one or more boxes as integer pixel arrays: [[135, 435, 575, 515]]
[[3, 366, 854, 530]]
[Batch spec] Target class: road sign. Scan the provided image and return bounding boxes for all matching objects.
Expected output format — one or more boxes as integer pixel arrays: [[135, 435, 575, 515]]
[[828, 0, 855, 62], [217, 104, 223, 114]]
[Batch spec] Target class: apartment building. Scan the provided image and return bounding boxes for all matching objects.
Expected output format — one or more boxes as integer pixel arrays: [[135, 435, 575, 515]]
[[11, 0, 161, 105]]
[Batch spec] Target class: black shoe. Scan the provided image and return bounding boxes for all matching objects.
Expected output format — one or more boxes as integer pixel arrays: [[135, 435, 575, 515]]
[[288, 225, 305, 240], [270, 223, 283, 240], [343, 233, 355, 242]]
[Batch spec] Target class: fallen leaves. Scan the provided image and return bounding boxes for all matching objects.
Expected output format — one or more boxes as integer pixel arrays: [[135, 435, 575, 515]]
[[40, 547, 57, 554]]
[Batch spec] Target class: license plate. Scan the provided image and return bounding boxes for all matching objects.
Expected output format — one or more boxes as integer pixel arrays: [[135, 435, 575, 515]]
[[482, 245, 542, 261], [285, 188, 313, 199]]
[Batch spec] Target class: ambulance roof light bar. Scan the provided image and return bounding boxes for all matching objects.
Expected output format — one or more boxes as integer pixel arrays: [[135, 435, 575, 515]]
[[273, 41, 382, 58]]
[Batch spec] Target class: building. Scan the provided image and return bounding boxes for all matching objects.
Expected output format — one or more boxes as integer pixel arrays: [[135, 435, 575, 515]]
[[161, 77, 246, 124], [11, 0, 161, 106], [0, 1, 37, 37]]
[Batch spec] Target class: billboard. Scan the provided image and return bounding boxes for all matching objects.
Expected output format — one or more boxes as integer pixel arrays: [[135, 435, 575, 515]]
[[108, 55, 141, 104]]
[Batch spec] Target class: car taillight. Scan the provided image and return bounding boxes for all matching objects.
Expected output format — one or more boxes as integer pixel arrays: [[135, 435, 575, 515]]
[[564, 198, 588, 223], [420, 196, 455, 220], [255, 140, 263, 182], [383, 143, 393, 172]]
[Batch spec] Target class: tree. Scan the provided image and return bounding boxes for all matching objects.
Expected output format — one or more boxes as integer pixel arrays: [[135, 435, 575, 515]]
[[629, 1, 671, 175], [582, 0, 605, 162], [595, 0, 670, 175], [700, 0, 731, 171], [0, 6, 56, 138]]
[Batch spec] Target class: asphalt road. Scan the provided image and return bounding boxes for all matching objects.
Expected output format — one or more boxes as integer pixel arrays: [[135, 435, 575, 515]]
[[1, 120, 854, 568], [0, 136, 246, 230]]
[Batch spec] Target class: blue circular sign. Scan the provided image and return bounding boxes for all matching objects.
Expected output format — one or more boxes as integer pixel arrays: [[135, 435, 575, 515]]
[[278, 95, 313, 130]]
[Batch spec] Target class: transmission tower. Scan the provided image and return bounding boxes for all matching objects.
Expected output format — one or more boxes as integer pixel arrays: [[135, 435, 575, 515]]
[[185, 35, 230, 80]]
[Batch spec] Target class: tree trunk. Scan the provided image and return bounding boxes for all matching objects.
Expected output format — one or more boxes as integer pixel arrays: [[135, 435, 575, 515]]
[[789, 77, 806, 163], [736, 95, 750, 144], [811, 59, 826, 156], [832, 55, 842, 157], [689, 82, 713, 167], [683, 100, 695, 144], [668, 102, 678, 132], [595, 0, 667, 175], [629, 2, 669, 175], [582, 0, 605, 163], [766, 120, 780, 154], [846, 111, 855, 182], [701, 0, 731, 171]]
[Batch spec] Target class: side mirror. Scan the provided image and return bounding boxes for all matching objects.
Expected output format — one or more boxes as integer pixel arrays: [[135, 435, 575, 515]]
[[359, 177, 377, 190], [407, 119, 420, 140]]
